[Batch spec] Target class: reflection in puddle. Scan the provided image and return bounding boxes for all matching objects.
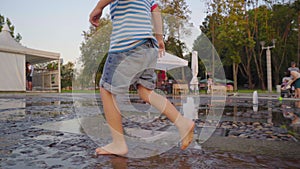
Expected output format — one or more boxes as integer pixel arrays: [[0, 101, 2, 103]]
[[0, 96, 75, 121], [183, 96, 198, 119], [197, 98, 300, 140], [281, 102, 300, 135], [0, 98, 26, 120], [283, 111, 300, 125], [267, 100, 273, 124]]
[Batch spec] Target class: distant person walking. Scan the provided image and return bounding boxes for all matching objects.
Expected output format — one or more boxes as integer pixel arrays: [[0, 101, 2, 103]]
[[26, 62, 34, 91]]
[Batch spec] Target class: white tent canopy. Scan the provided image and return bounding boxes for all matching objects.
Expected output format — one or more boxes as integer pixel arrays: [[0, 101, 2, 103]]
[[0, 23, 61, 92], [156, 52, 188, 71]]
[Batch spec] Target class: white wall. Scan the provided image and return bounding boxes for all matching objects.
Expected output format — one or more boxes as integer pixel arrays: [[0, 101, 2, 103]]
[[0, 52, 25, 91]]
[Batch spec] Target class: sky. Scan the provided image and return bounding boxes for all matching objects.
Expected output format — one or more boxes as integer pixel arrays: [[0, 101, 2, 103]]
[[1, 0, 207, 64]]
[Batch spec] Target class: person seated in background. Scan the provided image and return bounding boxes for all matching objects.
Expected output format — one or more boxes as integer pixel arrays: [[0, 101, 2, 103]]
[[287, 62, 299, 94], [281, 71, 291, 88]]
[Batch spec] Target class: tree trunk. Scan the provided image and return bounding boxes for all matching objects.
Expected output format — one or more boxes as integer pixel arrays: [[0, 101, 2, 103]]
[[253, 2, 266, 90], [247, 62, 254, 89], [238, 53, 254, 89], [273, 20, 292, 88], [233, 62, 238, 91], [253, 49, 266, 90]]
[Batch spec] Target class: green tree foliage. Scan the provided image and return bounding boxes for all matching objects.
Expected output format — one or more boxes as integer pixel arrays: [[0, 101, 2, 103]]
[[165, 36, 186, 58], [158, 0, 192, 82], [165, 36, 189, 82], [95, 53, 108, 88], [61, 62, 74, 89], [218, 0, 248, 90], [197, 0, 298, 90], [36, 61, 74, 90], [270, 3, 298, 85], [192, 34, 213, 80], [46, 61, 58, 70], [78, 17, 112, 89], [159, 0, 191, 39], [197, 0, 248, 90], [245, 2, 297, 89], [0, 14, 22, 42]]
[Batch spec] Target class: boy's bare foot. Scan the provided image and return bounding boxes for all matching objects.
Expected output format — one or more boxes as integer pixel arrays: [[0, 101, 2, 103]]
[[180, 121, 195, 150], [176, 118, 195, 150], [95, 143, 128, 156]]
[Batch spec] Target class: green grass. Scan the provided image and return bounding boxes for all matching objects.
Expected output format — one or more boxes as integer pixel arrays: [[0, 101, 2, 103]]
[[236, 89, 277, 93], [62, 89, 278, 94], [62, 90, 98, 93]]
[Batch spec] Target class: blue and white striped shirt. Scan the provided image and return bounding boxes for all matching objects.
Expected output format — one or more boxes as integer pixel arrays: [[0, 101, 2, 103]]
[[109, 0, 158, 53]]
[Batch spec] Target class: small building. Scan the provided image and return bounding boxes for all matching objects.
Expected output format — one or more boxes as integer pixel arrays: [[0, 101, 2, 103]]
[[0, 24, 61, 92]]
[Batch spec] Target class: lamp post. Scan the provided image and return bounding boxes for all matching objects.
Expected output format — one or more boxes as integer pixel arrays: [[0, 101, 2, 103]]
[[260, 39, 276, 93]]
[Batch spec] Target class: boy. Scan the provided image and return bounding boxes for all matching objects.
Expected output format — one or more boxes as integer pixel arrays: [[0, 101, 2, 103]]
[[90, 0, 194, 155]]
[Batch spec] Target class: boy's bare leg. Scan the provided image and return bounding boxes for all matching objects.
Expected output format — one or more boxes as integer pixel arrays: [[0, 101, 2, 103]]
[[95, 87, 128, 155], [138, 85, 195, 150]]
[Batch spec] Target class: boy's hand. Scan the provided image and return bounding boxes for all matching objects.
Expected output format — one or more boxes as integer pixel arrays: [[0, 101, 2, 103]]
[[89, 0, 114, 27], [155, 34, 165, 58], [158, 39, 165, 58], [89, 8, 103, 27]]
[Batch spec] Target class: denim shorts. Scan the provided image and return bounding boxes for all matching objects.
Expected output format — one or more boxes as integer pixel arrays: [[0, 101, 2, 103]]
[[100, 39, 158, 94]]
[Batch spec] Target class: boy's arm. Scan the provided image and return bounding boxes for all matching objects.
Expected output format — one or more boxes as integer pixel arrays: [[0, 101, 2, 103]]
[[90, 0, 114, 27], [152, 6, 165, 57]]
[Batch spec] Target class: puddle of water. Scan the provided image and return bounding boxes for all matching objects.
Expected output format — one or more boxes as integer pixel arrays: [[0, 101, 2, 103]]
[[35, 118, 83, 135], [35, 115, 181, 159], [0, 99, 26, 120], [197, 99, 300, 136], [1, 94, 300, 168], [1, 94, 299, 137]]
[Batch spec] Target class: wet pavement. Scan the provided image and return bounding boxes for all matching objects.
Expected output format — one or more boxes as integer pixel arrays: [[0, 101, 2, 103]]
[[0, 93, 300, 168]]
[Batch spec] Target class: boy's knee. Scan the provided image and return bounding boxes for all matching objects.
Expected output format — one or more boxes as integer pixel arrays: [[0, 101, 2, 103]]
[[100, 87, 106, 93], [100, 87, 111, 96], [138, 86, 151, 103]]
